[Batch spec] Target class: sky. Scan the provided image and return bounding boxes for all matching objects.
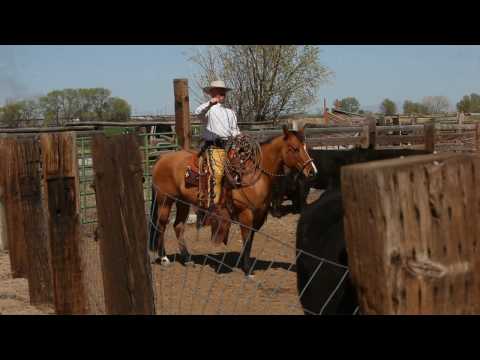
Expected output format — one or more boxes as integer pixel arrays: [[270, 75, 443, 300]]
[[1, 45, 479, 115]]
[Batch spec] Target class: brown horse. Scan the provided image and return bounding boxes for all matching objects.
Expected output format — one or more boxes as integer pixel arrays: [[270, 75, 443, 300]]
[[149, 125, 317, 276]]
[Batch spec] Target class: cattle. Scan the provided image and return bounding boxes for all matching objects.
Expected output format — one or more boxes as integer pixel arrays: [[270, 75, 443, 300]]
[[271, 148, 430, 217], [294, 148, 431, 315], [296, 189, 357, 315], [270, 168, 309, 217]]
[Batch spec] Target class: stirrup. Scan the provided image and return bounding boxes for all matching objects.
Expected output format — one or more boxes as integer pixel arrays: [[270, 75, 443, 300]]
[[196, 209, 207, 228]]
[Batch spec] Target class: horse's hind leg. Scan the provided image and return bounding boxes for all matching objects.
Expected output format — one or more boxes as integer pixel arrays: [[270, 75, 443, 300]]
[[153, 195, 174, 265], [174, 201, 193, 266]]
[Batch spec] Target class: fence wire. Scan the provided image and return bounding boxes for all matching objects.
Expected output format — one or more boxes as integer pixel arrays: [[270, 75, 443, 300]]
[[148, 189, 358, 315]]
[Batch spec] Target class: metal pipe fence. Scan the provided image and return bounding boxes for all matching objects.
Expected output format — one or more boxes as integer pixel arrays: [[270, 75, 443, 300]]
[[77, 128, 179, 230]]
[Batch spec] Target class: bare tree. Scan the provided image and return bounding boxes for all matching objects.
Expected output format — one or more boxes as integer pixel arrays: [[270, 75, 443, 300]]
[[421, 96, 450, 114], [188, 45, 333, 122]]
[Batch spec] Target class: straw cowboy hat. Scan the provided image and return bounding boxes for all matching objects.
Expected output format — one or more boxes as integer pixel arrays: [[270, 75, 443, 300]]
[[202, 80, 233, 94]]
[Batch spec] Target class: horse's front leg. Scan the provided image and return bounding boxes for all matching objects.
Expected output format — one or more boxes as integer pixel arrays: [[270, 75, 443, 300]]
[[239, 226, 255, 277]]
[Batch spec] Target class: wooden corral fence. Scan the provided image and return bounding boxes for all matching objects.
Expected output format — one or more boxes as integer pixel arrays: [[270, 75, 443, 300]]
[[341, 153, 480, 314], [0, 129, 352, 315], [0, 131, 157, 314]]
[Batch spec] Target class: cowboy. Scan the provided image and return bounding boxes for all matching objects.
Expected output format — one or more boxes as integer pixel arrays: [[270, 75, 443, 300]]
[[194, 80, 241, 211]]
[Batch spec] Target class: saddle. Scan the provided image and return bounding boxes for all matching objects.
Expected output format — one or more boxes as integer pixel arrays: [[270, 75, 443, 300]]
[[184, 148, 251, 191], [184, 152, 202, 188], [184, 136, 259, 217], [184, 153, 205, 205]]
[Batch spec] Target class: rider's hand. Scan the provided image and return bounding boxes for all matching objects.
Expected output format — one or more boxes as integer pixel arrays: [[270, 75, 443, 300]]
[[209, 97, 220, 106]]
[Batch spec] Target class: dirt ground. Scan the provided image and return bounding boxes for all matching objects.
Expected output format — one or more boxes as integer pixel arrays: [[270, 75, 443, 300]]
[[0, 190, 322, 315], [0, 251, 54, 315]]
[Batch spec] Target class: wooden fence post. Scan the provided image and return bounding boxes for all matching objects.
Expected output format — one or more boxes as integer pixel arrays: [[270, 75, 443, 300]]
[[0, 133, 5, 252], [475, 122, 479, 152], [368, 116, 376, 149], [291, 119, 299, 131], [341, 153, 480, 314], [424, 121, 435, 153], [174, 79, 191, 150], [91, 133, 155, 315], [0, 186, 7, 251], [40, 132, 88, 314], [0, 137, 28, 278], [393, 116, 400, 134], [360, 124, 369, 149], [16, 136, 54, 306]]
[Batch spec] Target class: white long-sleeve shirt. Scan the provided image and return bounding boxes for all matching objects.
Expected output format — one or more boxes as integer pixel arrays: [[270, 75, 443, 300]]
[[194, 101, 241, 141]]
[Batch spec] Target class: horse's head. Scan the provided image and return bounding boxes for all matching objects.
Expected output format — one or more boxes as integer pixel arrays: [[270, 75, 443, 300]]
[[280, 125, 318, 178]]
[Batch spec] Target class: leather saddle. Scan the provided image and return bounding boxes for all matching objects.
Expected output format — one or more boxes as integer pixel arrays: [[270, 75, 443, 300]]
[[184, 152, 203, 188], [184, 148, 253, 190]]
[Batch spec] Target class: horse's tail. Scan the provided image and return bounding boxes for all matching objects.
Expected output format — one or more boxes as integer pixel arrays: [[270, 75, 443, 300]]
[[148, 185, 159, 252]]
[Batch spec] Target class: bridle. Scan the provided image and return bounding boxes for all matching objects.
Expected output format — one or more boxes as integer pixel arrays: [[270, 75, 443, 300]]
[[286, 143, 315, 175], [260, 143, 314, 178]]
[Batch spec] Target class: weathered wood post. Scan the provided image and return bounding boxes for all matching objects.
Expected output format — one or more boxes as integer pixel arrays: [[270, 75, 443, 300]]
[[16, 136, 53, 306], [392, 116, 400, 137], [0, 143, 7, 251], [0, 185, 7, 251], [458, 111, 465, 136], [0, 137, 29, 278], [40, 132, 89, 314], [475, 122, 479, 152], [360, 124, 370, 149], [91, 133, 155, 315], [368, 116, 376, 149], [341, 153, 480, 314], [174, 79, 191, 150], [291, 119, 299, 131], [424, 121, 435, 153]]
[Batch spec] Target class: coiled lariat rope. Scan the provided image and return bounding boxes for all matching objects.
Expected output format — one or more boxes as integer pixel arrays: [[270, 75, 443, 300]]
[[224, 133, 287, 188], [224, 134, 263, 187]]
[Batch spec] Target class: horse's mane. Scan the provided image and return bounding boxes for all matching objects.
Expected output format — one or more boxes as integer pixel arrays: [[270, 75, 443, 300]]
[[260, 130, 305, 145]]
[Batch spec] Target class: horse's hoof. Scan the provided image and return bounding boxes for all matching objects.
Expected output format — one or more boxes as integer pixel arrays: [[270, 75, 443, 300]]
[[184, 261, 195, 267], [246, 274, 256, 280], [149, 253, 158, 264], [160, 256, 171, 266]]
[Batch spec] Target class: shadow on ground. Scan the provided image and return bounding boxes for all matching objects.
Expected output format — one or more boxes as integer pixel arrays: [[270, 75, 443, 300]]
[[154, 251, 296, 274]]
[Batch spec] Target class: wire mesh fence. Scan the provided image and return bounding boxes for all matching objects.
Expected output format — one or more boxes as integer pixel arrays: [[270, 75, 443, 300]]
[[75, 126, 359, 315], [148, 191, 358, 315]]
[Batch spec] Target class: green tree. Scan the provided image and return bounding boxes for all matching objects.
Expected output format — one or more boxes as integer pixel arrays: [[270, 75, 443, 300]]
[[337, 97, 360, 113], [0, 101, 24, 128], [189, 45, 333, 122], [403, 100, 428, 115], [104, 97, 131, 121], [39, 90, 68, 126], [457, 93, 480, 113], [39, 88, 129, 125], [380, 98, 397, 115]]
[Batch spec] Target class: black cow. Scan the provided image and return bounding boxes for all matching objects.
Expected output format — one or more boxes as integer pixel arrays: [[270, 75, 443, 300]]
[[295, 148, 431, 315], [271, 148, 430, 217], [270, 168, 309, 217], [296, 189, 357, 315], [307, 148, 431, 190]]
